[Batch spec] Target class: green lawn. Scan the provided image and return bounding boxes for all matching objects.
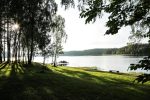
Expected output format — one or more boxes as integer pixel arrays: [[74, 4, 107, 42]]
[[0, 62, 150, 100]]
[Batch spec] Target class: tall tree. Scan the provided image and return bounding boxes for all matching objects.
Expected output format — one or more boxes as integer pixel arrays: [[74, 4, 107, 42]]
[[51, 15, 67, 67]]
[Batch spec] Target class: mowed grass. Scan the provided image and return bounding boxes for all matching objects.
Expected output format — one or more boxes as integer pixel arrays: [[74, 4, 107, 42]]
[[0, 62, 150, 100]]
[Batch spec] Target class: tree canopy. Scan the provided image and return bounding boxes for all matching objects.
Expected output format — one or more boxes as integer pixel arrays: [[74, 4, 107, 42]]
[[79, 0, 150, 36], [61, 0, 150, 37]]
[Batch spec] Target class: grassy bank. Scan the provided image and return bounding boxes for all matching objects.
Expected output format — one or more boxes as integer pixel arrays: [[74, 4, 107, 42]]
[[0, 62, 150, 100]]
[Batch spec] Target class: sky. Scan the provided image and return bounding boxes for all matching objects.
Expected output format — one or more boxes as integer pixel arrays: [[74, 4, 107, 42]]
[[56, 1, 147, 51]]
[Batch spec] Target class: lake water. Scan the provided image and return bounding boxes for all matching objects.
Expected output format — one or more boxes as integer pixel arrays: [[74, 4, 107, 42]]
[[34, 55, 150, 73]]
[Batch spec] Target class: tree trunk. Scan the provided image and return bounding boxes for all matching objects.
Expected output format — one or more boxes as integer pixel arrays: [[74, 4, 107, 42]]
[[27, 47, 30, 64], [3, 31, 5, 62], [3, 22, 5, 62], [0, 18, 2, 63], [22, 47, 25, 63], [53, 47, 57, 67], [28, 32, 34, 64], [28, 14, 35, 64], [18, 30, 21, 62], [0, 33, 2, 63], [13, 31, 17, 62], [7, 18, 10, 62]]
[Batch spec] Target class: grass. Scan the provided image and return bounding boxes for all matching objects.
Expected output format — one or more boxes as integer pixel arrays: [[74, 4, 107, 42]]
[[0, 62, 150, 100]]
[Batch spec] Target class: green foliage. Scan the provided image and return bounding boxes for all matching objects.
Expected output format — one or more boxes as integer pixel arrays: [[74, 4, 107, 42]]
[[79, 0, 150, 35], [133, 74, 150, 84], [80, 0, 104, 24], [60, 0, 75, 9], [129, 56, 150, 83]]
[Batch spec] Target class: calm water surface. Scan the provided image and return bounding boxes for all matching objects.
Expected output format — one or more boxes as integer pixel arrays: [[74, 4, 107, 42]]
[[34, 55, 149, 73]]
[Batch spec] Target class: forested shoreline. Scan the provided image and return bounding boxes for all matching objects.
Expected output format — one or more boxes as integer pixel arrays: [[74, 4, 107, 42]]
[[63, 43, 149, 56]]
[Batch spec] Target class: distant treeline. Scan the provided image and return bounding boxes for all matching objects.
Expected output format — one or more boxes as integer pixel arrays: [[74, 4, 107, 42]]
[[116, 43, 150, 56], [62, 44, 150, 56]]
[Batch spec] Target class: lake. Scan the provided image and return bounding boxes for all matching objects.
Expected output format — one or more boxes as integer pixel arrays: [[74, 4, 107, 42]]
[[34, 55, 149, 73]]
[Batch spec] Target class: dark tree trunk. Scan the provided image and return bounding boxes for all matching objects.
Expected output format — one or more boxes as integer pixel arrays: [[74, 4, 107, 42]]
[[7, 18, 10, 62], [0, 33, 2, 63], [13, 30, 17, 62], [22, 47, 25, 63], [28, 14, 35, 64], [18, 30, 21, 62], [15, 49, 17, 62], [0, 18, 3, 63], [3, 25, 5, 62], [27, 47, 30, 64], [29, 38, 34, 64], [28, 31, 34, 64], [53, 47, 57, 67]]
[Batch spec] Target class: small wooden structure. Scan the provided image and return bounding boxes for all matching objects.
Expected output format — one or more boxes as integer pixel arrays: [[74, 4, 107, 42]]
[[109, 70, 119, 73], [58, 60, 69, 66]]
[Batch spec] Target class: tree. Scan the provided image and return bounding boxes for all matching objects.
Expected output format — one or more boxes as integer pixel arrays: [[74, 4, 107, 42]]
[[38, 30, 51, 65], [19, 0, 57, 64], [51, 15, 67, 67]]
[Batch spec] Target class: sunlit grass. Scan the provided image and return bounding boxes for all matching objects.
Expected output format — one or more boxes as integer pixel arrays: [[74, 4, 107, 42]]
[[0, 62, 150, 100]]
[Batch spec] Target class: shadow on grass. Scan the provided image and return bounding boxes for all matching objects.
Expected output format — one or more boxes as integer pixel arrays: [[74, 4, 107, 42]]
[[0, 63, 150, 100], [55, 68, 132, 84], [0, 62, 9, 70]]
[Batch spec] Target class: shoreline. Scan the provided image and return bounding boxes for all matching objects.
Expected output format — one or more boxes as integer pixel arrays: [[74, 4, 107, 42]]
[[56, 66, 146, 76]]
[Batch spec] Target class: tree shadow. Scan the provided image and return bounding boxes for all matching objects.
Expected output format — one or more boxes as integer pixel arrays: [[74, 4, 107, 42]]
[[54, 67, 150, 99], [0, 63, 150, 100], [0, 62, 9, 70]]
